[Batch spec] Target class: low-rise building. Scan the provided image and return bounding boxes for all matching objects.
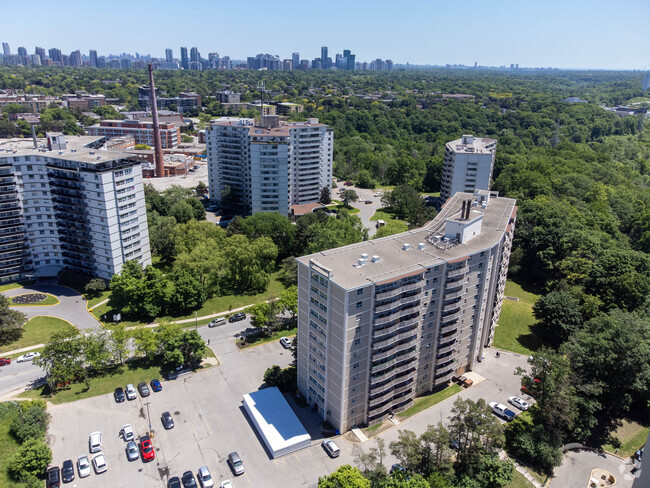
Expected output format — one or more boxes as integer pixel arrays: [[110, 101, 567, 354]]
[[87, 120, 180, 148]]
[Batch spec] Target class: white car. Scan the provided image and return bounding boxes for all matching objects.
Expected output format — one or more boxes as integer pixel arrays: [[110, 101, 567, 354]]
[[279, 337, 292, 349], [76, 454, 91, 478], [89, 431, 102, 453], [92, 453, 107, 474], [16, 352, 40, 363], [322, 438, 340, 458], [197, 465, 214, 487], [220, 480, 233, 488], [489, 402, 516, 421], [125, 383, 137, 400], [508, 396, 530, 411], [373, 191, 383, 197], [120, 424, 134, 442]]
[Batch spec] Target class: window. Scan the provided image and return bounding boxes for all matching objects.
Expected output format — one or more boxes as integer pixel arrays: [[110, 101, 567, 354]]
[[353, 363, 360, 369], [357, 289, 363, 296], [354, 338, 361, 346], [356, 302, 362, 309]]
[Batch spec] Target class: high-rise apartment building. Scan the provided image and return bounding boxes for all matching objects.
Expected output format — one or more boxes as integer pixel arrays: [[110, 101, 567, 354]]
[[440, 135, 497, 203], [17, 47, 27, 64], [0, 135, 151, 282], [89, 50, 98, 67], [296, 190, 516, 432], [180, 47, 189, 69], [206, 116, 333, 216], [190, 47, 200, 63], [48, 48, 61, 63], [165, 48, 173, 63], [292, 52, 300, 70], [2, 43, 10, 56]]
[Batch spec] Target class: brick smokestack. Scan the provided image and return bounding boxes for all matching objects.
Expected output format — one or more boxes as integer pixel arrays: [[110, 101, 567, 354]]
[[148, 63, 165, 177]]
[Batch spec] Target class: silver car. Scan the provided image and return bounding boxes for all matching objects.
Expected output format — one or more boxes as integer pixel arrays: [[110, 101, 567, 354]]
[[508, 396, 530, 411], [125, 441, 139, 461], [197, 465, 214, 488], [89, 431, 102, 453], [125, 383, 137, 400], [92, 453, 107, 474], [77, 455, 91, 478], [227, 452, 244, 476]]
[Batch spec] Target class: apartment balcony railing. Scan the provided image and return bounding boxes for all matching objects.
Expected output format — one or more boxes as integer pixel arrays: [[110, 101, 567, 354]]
[[368, 382, 414, 409], [443, 288, 465, 300], [442, 301, 461, 313], [375, 281, 423, 301], [440, 309, 463, 322], [369, 368, 417, 394], [436, 341, 456, 356], [434, 370, 455, 384], [446, 266, 468, 278], [372, 342, 416, 362], [372, 325, 418, 349], [370, 359, 416, 383]]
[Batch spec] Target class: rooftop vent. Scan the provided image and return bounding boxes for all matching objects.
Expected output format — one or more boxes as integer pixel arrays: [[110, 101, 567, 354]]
[[357, 257, 367, 267], [418, 242, 426, 250], [402, 243, 411, 251], [371, 255, 380, 263], [360, 253, 369, 260], [58, 151, 64, 155]]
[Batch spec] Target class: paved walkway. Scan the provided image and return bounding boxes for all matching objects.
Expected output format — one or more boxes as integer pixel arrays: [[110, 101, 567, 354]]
[[549, 449, 635, 488]]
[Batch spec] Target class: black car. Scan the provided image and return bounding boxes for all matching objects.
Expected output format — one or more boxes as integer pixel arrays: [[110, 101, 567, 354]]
[[168, 476, 182, 488], [161, 411, 175, 429], [182, 470, 198, 488], [137, 381, 150, 397], [114, 387, 126, 403], [61, 459, 74, 483], [228, 312, 246, 323], [46, 466, 61, 488]]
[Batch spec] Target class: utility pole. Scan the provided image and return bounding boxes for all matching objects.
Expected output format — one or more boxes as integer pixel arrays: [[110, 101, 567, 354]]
[[144, 401, 152, 434]]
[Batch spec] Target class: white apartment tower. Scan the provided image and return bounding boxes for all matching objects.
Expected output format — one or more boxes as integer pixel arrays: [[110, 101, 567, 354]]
[[296, 190, 516, 433], [206, 117, 333, 216], [440, 135, 497, 203], [0, 135, 151, 282]]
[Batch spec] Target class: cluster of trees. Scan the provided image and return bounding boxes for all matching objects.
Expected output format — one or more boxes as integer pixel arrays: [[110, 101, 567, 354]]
[[381, 185, 436, 227], [248, 286, 297, 330], [1, 401, 52, 487], [263, 365, 297, 393], [319, 398, 513, 488], [0, 295, 27, 345]]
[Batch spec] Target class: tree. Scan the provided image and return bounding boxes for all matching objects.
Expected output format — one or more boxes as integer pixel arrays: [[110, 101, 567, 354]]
[[166, 330, 206, 366], [374, 219, 409, 239], [7, 439, 52, 481], [170, 270, 206, 313], [83, 328, 113, 373], [382, 185, 434, 227], [132, 327, 158, 361], [389, 423, 453, 478], [187, 197, 206, 221], [318, 464, 370, 488], [278, 256, 298, 287], [9, 401, 50, 443], [170, 201, 195, 224], [248, 300, 280, 329], [0, 295, 27, 344], [84, 278, 106, 298], [341, 189, 359, 207], [532, 289, 582, 346], [107, 323, 130, 365], [263, 365, 297, 392], [303, 213, 368, 254], [353, 437, 387, 483], [319, 186, 332, 205], [505, 419, 563, 475], [34, 327, 84, 391], [134, 144, 152, 150], [148, 214, 178, 262], [240, 212, 296, 259], [279, 286, 298, 326]]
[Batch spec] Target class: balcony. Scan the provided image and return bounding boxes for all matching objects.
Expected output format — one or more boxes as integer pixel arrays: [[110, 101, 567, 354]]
[[372, 342, 416, 362], [370, 368, 417, 393], [447, 266, 468, 278], [442, 300, 461, 313], [443, 288, 464, 300], [370, 359, 416, 382], [436, 341, 456, 356], [440, 309, 462, 322], [372, 325, 418, 349], [368, 382, 414, 409], [375, 281, 423, 300], [375, 295, 420, 314], [439, 328, 459, 343], [434, 370, 455, 384]]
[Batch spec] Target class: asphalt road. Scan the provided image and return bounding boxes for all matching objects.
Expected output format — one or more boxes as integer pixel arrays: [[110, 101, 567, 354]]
[[550, 449, 635, 488], [333, 182, 384, 237]]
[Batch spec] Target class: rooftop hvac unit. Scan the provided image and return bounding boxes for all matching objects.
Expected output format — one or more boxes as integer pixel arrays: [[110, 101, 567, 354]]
[[371, 255, 380, 263], [357, 258, 367, 266], [418, 242, 426, 250], [402, 243, 411, 251], [360, 253, 369, 260]]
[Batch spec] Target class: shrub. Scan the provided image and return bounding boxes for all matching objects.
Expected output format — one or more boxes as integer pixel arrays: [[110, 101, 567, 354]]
[[7, 439, 52, 480]]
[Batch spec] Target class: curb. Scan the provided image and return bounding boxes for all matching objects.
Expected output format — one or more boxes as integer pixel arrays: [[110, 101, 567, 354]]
[[9, 292, 60, 307]]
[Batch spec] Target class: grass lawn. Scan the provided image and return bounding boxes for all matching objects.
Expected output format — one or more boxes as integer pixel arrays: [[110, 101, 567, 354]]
[[0, 280, 33, 293], [0, 403, 23, 488], [239, 328, 297, 349], [504, 469, 535, 488], [604, 419, 650, 457], [331, 204, 360, 214], [369, 207, 405, 225], [398, 384, 463, 420], [421, 191, 441, 197], [87, 290, 110, 309], [9, 293, 59, 306], [19, 360, 163, 405], [92, 272, 287, 327], [493, 278, 544, 355], [0, 316, 75, 354]]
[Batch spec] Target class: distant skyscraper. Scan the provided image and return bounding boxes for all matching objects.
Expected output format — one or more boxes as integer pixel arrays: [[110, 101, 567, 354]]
[[343, 50, 355, 70], [89, 50, 98, 67], [30, 54, 41, 66], [165, 48, 173, 63], [48, 48, 61, 63], [17, 47, 27, 64], [440, 135, 497, 203], [69, 50, 82, 67], [321, 46, 329, 69], [35, 46, 46, 60], [292, 52, 300, 70], [2, 43, 10, 56], [190, 47, 200, 63], [180, 47, 188, 69]]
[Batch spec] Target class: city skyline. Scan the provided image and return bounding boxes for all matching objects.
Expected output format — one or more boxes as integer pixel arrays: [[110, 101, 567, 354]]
[[1, 0, 649, 70]]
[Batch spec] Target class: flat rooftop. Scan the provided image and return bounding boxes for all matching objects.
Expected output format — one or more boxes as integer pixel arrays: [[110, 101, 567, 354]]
[[297, 192, 516, 290], [0, 136, 132, 165], [446, 135, 497, 154], [210, 117, 327, 138]]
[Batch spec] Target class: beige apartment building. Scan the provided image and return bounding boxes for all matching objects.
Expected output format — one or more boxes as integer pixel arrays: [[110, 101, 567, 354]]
[[296, 190, 516, 432]]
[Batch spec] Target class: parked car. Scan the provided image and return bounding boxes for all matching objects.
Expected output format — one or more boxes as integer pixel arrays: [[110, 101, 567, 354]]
[[137, 381, 150, 397], [76, 455, 91, 478], [182, 470, 198, 488], [227, 452, 245, 475], [16, 352, 40, 363], [139, 435, 155, 462], [89, 431, 102, 453], [0, 357, 11, 366], [228, 313, 246, 323], [61, 459, 75, 483], [279, 337, 292, 349], [126, 441, 139, 461], [197, 466, 214, 488], [46, 466, 61, 488], [125, 383, 137, 400], [92, 453, 107, 474], [161, 411, 175, 429], [374, 191, 383, 197], [489, 402, 516, 421], [120, 424, 135, 442], [508, 396, 529, 411], [344, 181, 353, 186], [322, 438, 340, 458], [365, 200, 373, 204], [209, 317, 227, 328], [150, 378, 162, 392], [114, 387, 126, 403], [168, 477, 182, 488], [219, 481, 233, 488]]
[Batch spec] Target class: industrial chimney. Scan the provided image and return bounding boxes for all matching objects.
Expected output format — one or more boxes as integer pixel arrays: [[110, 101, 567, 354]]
[[148, 63, 165, 178]]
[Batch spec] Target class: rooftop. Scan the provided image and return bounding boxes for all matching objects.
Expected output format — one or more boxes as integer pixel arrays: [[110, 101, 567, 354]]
[[0, 136, 133, 165], [446, 135, 497, 154], [210, 117, 328, 138], [297, 191, 516, 290]]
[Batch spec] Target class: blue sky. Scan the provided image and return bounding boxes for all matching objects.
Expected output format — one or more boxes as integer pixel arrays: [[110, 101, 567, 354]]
[[3, 0, 649, 69]]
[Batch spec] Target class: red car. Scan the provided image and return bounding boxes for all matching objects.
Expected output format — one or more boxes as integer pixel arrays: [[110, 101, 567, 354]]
[[0, 358, 11, 366], [139, 435, 155, 462]]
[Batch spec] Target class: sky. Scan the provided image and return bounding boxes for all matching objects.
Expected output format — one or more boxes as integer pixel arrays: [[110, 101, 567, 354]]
[[3, 0, 649, 70]]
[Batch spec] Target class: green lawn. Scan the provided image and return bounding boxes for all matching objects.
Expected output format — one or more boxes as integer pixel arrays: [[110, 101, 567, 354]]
[[92, 272, 287, 327], [0, 281, 33, 293], [19, 360, 163, 405], [87, 290, 110, 309], [239, 328, 296, 349], [397, 384, 463, 420], [0, 402, 23, 487], [604, 419, 650, 457], [0, 316, 75, 354], [504, 469, 534, 488], [493, 279, 544, 355], [9, 293, 59, 307]]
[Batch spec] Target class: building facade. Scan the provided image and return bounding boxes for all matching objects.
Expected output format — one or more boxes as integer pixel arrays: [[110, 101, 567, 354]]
[[206, 117, 333, 216], [296, 190, 516, 433], [87, 120, 180, 148], [0, 135, 151, 282], [440, 135, 497, 203]]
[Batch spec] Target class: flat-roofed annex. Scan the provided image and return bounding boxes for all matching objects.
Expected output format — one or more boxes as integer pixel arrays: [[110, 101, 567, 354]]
[[297, 191, 517, 290]]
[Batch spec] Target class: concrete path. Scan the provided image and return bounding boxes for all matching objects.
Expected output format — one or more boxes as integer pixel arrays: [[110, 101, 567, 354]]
[[549, 449, 635, 488]]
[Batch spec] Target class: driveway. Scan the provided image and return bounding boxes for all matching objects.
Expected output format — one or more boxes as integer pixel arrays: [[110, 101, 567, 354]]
[[334, 182, 383, 237], [550, 450, 635, 488], [2, 278, 102, 330]]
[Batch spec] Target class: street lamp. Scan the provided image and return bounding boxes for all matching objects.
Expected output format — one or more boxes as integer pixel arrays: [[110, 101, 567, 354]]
[[144, 401, 152, 434]]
